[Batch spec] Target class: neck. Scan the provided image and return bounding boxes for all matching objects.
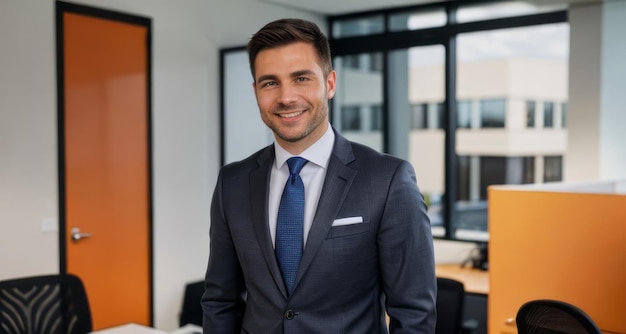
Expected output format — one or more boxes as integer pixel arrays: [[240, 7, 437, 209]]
[[277, 122, 329, 155]]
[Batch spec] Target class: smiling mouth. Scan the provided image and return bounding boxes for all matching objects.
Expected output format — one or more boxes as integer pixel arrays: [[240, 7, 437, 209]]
[[279, 110, 304, 118]]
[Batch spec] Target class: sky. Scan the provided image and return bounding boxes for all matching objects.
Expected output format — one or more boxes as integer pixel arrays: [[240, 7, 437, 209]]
[[407, 1, 570, 67]]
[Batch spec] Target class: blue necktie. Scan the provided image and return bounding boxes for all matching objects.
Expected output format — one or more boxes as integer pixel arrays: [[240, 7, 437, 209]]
[[276, 157, 308, 294]]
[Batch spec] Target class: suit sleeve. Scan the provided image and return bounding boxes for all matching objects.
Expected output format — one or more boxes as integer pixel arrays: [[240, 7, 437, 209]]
[[379, 160, 437, 333], [201, 171, 246, 334]]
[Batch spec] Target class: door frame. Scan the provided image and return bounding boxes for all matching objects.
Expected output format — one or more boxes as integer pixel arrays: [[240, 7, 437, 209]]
[[55, 0, 154, 325]]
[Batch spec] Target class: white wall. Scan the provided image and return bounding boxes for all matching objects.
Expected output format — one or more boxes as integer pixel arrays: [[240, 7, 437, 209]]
[[1, 1, 59, 279], [0, 0, 323, 331]]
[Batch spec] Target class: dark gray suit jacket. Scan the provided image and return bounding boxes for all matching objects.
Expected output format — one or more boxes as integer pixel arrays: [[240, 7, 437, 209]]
[[202, 130, 436, 333]]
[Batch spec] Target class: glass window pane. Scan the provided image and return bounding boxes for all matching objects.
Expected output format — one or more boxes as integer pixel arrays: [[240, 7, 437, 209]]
[[457, 100, 472, 129], [332, 15, 384, 38], [435, 103, 445, 129], [332, 52, 383, 152], [457, 0, 565, 23], [389, 8, 446, 32], [410, 103, 427, 129], [455, 23, 569, 241], [480, 157, 506, 198], [223, 49, 273, 164], [389, 45, 445, 238], [543, 101, 554, 128], [371, 105, 382, 131], [544, 156, 563, 182], [522, 157, 535, 183], [480, 99, 506, 128], [341, 106, 361, 131], [526, 100, 535, 128]]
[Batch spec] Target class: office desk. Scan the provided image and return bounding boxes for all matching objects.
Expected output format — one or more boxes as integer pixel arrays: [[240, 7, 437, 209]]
[[89, 323, 167, 334], [436, 263, 489, 295], [90, 323, 202, 334]]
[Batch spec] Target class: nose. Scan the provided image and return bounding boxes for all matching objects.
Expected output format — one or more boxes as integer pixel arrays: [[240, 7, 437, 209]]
[[277, 85, 297, 105]]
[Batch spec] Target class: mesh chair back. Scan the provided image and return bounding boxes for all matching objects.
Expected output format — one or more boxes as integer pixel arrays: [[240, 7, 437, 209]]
[[0, 274, 92, 334], [516, 299, 601, 334]]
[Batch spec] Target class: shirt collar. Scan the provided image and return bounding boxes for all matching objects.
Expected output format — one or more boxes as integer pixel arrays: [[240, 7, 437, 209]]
[[274, 124, 335, 170]]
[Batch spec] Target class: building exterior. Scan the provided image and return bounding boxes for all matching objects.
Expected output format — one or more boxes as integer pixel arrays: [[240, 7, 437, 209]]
[[333, 56, 568, 239]]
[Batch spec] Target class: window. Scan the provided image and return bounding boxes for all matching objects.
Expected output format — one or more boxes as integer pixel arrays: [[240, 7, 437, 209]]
[[480, 99, 506, 128], [410, 103, 427, 129], [371, 105, 382, 131], [410, 102, 444, 130], [221, 48, 274, 165], [341, 106, 361, 131], [544, 101, 554, 128], [522, 157, 535, 184], [387, 45, 446, 237], [389, 8, 446, 31], [332, 52, 384, 152], [561, 102, 567, 128], [435, 103, 445, 129], [544, 156, 562, 182], [457, 155, 472, 201], [457, 0, 565, 23], [329, 2, 568, 242], [342, 54, 360, 69], [369, 53, 383, 72], [526, 100, 536, 128], [457, 100, 472, 129], [332, 15, 384, 38]]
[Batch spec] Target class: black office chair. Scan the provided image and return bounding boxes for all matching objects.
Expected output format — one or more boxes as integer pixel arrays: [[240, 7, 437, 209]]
[[436, 277, 478, 334], [516, 299, 602, 334], [0, 273, 92, 334], [179, 280, 205, 327]]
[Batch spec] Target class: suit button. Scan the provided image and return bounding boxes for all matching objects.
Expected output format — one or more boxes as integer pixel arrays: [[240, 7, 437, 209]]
[[284, 309, 295, 320]]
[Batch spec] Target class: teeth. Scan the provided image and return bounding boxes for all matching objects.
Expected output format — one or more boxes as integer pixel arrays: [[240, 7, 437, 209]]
[[280, 111, 303, 118]]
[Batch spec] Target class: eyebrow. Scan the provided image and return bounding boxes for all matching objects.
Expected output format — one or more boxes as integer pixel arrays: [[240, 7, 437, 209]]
[[291, 70, 315, 78], [256, 74, 277, 83]]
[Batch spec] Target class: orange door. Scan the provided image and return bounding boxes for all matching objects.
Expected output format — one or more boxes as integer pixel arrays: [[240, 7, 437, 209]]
[[58, 4, 152, 330]]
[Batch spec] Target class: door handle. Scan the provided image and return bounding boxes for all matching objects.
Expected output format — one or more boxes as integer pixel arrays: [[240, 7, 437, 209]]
[[71, 227, 92, 242]]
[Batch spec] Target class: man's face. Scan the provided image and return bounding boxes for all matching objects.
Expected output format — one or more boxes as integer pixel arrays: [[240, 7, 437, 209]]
[[253, 42, 336, 154]]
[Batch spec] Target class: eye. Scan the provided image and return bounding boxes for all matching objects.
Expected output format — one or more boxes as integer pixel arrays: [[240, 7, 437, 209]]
[[260, 81, 277, 88], [295, 77, 309, 83]]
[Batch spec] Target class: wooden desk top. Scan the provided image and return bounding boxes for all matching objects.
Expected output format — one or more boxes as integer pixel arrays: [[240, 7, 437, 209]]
[[436, 263, 489, 295]]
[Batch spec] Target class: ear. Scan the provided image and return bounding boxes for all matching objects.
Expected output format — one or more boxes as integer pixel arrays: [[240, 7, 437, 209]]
[[326, 70, 337, 99]]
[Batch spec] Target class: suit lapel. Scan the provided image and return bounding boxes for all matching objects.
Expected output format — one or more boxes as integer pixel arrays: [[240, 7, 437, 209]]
[[249, 146, 289, 297], [294, 132, 357, 291]]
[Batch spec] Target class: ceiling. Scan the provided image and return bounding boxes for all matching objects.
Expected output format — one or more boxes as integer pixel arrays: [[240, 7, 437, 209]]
[[257, 0, 604, 16], [258, 0, 442, 15]]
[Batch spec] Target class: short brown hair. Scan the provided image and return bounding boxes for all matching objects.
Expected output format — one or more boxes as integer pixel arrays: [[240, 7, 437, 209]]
[[247, 18, 332, 80]]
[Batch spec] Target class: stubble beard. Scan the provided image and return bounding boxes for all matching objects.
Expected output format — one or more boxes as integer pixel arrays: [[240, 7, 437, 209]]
[[264, 98, 329, 144]]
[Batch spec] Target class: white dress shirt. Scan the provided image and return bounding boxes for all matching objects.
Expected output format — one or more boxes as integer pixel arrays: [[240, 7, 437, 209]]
[[268, 125, 335, 247]]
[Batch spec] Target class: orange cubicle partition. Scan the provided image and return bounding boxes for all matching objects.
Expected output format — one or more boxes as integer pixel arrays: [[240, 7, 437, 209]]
[[488, 181, 626, 334]]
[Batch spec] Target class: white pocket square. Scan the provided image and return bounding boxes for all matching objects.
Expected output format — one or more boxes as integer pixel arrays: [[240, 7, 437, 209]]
[[332, 216, 363, 226]]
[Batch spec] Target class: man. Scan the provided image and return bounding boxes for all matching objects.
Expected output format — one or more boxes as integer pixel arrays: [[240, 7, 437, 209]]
[[202, 18, 436, 333]]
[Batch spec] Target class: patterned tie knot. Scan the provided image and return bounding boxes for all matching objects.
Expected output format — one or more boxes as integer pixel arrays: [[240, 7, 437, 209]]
[[287, 157, 308, 183]]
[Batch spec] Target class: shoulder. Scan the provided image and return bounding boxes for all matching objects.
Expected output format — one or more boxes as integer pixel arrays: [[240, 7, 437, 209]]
[[346, 140, 412, 172], [333, 128, 406, 166]]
